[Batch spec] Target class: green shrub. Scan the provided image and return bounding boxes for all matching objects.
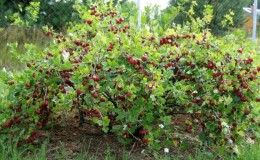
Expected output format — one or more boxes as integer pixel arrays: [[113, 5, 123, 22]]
[[0, 1, 259, 156]]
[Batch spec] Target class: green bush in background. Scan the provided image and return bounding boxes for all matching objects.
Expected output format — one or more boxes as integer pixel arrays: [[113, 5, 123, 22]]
[[0, 0, 76, 30], [168, 0, 252, 35], [0, 0, 129, 30]]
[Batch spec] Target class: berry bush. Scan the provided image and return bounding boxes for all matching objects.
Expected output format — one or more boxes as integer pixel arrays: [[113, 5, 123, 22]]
[[1, 1, 260, 153]]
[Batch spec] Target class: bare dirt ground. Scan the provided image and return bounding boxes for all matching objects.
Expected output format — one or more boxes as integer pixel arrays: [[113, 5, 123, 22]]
[[44, 114, 200, 160], [46, 117, 147, 160]]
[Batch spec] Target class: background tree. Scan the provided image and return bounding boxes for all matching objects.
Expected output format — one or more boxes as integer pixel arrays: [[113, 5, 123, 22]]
[[0, 0, 130, 30], [0, 0, 79, 30], [38, 0, 76, 30], [168, 0, 252, 35]]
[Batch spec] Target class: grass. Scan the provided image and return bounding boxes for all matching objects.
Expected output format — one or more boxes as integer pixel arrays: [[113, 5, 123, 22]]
[[0, 26, 50, 70], [0, 138, 48, 160], [236, 143, 260, 160], [0, 78, 8, 98], [199, 143, 260, 160], [0, 137, 122, 160], [0, 134, 259, 160]]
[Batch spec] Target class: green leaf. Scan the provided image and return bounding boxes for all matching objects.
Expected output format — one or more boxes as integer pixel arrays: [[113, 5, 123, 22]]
[[102, 126, 110, 133], [61, 61, 73, 70], [162, 116, 171, 126], [218, 146, 226, 155], [180, 141, 189, 150], [150, 95, 156, 101], [199, 132, 207, 141], [145, 113, 154, 123], [103, 116, 110, 127]]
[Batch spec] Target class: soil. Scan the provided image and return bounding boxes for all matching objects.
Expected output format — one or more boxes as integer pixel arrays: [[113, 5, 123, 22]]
[[45, 116, 147, 160], [44, 114, 200, 160]]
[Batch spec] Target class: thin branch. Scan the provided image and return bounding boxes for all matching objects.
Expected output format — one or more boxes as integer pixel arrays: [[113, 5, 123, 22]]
[[128, 142, 136, 156], [103, 91, 118, 108]]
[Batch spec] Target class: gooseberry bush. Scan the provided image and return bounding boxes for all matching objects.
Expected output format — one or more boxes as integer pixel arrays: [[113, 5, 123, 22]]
[[1, 1, 260, 153]]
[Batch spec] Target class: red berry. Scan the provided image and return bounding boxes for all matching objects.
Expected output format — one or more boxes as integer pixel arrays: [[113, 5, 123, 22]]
[[39, 68, 44, 73], [129, 58, 137, 65], [86, 20, 92, 25], [247, 57, 253, 63], [198, 83, 203, 90], [47, 52, 53, 57], [26, 137, 35, 144], [93, 75, 100, 82], [93, 109, 99, 114], [139, 130, 146, 135], [77, 89, 82, 95], [125, 92, 131, 98], [123, 133, 130, 138], [117, 86, 123, 91], [167, 62, 174, 67], [193, 99, 198, 104], [9, 105, 14, 110], [218, 124, 222, 130], [26, 83, 30, 88], [244, 110, 250, 116], [141, 56, 147, 61], [14, 116, 21, 124], [242, 83, 248, 89], [34, 109, 41, 115], [186, 128, 192, 133], [233, 87, 238, 92], [74, 40, 81, 46], [237, 74, 242, 79], [73, 100, 78, 105], [82, 81, 87, 86], [149, 62, 155, 67], [35, 84, 39, 89], [141, 138, 149, 145], [30, 131, 38, 137], [40, 101, 48, 109], [46, 31, 52, 37], [92, 93, 98, 99], [100, 97, 105, 102], [6, 120, 13, 128], [142, 129, 149, 135], [27, 63, 31, 68], [74, 59, 79, 63]]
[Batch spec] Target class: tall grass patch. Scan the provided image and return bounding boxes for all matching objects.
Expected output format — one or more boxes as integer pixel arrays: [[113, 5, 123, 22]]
[[0, 26, 50, 70]]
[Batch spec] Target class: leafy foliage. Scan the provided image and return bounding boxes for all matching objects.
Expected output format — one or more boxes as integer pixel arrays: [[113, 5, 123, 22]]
[[8, 2, 40, 27], [0, 1, 260, 156], [0, 0, 129, 30], [0, 0, 76, 29], [168, 0, 252, 35]]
